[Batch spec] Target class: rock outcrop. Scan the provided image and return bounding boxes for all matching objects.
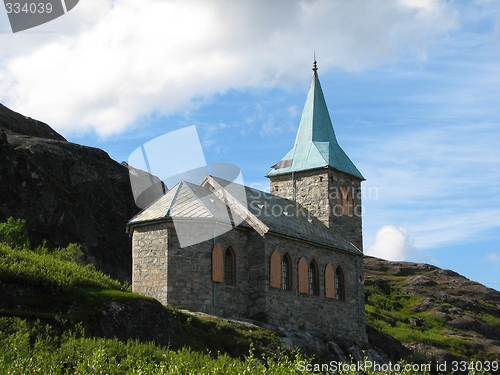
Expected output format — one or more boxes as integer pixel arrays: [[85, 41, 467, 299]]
[[364, 256, 500, 362], [0, 104, 140, 282]]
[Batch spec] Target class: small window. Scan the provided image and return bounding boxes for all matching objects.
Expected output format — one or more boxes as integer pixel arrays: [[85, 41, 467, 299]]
[[211, 243, 223, 283], [335, 266, 345, 300], [325, 263, 334, 299], [269, 250, 281, 288], [346, 192, 354, 217], [308, 260, 319, 296], [298, 257, 308, 294], [281, 253, 292, 290], [224, 247, 236, 286], [339, 185, 354, 217]]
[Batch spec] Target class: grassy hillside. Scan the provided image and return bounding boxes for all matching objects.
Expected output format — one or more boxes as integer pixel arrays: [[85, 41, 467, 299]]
[[0, 218, 305, 374], [364, 256, 500, 362], [1, 218, 499, 374]]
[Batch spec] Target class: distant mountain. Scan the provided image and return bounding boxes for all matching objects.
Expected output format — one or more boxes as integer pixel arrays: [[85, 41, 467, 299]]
[[0, 103, 140, 281]]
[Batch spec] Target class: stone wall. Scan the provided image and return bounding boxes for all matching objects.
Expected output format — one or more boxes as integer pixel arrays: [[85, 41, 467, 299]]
[[269, 168, 363, 250], [132, 223, 169, 305], [165, 221, 250, 318], [132, 220, 253, 318], [261, 234, 367, 342], [132, 219, 366, 343]]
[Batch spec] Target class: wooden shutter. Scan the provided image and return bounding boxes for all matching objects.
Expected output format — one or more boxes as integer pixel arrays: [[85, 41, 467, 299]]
[[269, 250, 281, 288], [325, 263, 334, 299], [212, 243, 224, 283], [298, 257, 308, 294]]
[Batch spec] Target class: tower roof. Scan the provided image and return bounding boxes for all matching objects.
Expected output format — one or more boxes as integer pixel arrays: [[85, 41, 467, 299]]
[[267, 61, 364, 180]]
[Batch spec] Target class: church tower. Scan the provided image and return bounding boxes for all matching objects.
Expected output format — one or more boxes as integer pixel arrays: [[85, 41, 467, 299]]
[[267, 60, 364, 250]]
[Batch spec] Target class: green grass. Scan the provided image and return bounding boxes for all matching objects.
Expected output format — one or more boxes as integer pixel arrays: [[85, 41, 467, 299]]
[[0, 242, 124, 294], [0, 218, 496, 374], [0, 316, 308, 375], [481, 313, 500, 328]]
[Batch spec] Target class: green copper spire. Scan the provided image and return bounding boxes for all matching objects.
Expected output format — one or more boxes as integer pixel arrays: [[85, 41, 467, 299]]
[[267, 60, 364, 180]]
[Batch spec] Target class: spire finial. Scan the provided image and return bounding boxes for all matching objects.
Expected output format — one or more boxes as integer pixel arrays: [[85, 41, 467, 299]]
[[312, 52, 318, 72]]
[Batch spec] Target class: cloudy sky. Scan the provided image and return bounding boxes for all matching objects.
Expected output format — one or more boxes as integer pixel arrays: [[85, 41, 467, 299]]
[[1, 0, 499, 290]]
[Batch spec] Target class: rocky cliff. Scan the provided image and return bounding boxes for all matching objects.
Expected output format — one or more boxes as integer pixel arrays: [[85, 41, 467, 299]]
[[0, 104, 140, 282], [364, 256, 500, 362]]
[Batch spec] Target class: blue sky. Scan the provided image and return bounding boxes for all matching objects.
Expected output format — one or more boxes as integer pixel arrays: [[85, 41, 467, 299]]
[[1, 1, 499, 290]]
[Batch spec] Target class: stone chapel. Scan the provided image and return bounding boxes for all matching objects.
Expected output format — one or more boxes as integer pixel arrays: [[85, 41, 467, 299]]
[[127, 61, 367, 342]]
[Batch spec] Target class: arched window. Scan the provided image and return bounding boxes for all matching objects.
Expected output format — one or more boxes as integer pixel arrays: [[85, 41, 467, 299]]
[[346, 192, 354, 217], [298, 257, 308, 294], [211, 243, 224, 283], [340, 185, 353, 217], [335, 266, 345, 300], [308, 260, 319, 296], [269, 250, 281, 288], [224, 247, 236, 286], [325, 263, 334, 299], [281, 253, 292, 291]]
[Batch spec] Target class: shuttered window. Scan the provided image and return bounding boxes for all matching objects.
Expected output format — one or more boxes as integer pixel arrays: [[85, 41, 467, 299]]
[[269, 250, 281, 288], [325, 263, 334, 299], [340, 185, 354, 217], [308, 260, 319, 296], [281, 253, 291, 290], [298, 257, 308, 294], [211, 243, 223, 283], [224, 247, 236, 286], [335, 266, 345, 300]]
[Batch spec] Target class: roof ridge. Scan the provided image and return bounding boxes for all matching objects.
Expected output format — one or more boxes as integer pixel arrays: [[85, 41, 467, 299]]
[[165, 182, 183, 217], [181, 180, 215, 218], [202, 175, 269, 236]]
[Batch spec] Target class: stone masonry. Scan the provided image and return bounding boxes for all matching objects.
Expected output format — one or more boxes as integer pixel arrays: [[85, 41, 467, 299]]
[[269, 167, 363, 250], [132, 220, 367, 341]]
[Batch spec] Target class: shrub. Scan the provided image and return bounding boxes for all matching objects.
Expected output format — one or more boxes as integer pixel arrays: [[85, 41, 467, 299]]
[[0, 217, 29, 249], [0, 243, 124, 293]]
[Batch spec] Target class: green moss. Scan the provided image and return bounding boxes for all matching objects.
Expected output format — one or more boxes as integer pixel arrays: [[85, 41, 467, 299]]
[[481, 313, 500, 328]]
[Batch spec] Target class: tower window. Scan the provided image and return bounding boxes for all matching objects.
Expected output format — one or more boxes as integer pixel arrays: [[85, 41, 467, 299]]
[[340, 185, 354, 217], [224, 247, 236, 286]]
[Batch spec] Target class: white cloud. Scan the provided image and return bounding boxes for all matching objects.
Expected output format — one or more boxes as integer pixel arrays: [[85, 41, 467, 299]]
[[0, 0, 458, 137], [484, 253, 500, 264], [366, 225, 418, 261], [359, 118, 500, 251]]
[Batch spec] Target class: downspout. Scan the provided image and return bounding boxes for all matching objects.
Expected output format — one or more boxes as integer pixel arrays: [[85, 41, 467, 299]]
[[292, 172, 295, 201], [213, 221, 218, 307]]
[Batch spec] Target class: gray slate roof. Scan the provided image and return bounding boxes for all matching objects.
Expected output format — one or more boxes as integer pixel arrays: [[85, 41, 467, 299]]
[[128, 176, 361, 256], [128, 180, 242, 226]]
